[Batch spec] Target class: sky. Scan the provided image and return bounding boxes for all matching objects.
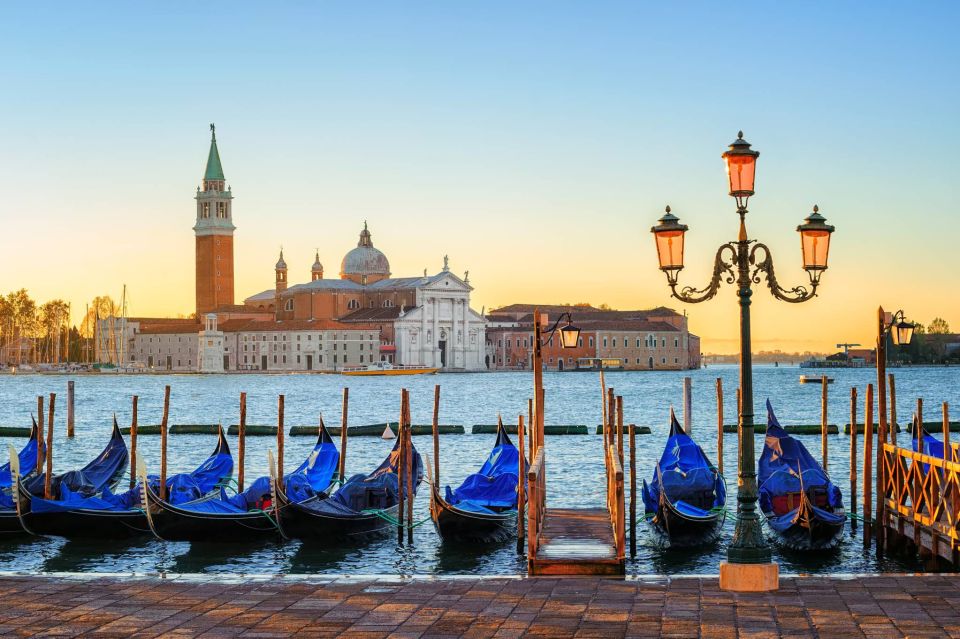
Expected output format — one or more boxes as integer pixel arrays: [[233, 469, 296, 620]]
[[1, 2, 957, 353]]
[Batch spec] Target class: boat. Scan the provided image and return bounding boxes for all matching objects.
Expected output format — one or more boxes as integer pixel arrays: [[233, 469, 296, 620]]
[[0, 418, 46, 534], [799, 375, 834, 384], [277, 436, 423, 541], [142, 420, 340, 542], [7, 418, 128, 535], [430, 421, 519, 543], [641, 409, 726, 547], [910, 415, 952, 472], [341, 362, 439, 376], [19, 427, 232, 539], [758, 400, 845, 550]]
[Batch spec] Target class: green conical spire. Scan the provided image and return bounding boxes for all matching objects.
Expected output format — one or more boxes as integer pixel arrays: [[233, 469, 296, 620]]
[[204, 123, 225, 181]]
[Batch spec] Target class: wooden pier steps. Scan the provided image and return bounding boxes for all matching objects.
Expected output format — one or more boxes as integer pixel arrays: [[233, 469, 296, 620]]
[[529, 508, 624, 576]]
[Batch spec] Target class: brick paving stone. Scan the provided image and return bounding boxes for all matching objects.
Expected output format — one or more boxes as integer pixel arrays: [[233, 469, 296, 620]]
[[0, 575, 958, 637]]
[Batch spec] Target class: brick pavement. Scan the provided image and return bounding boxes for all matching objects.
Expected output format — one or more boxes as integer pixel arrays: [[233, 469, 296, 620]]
[[0, 574, 958, 638]]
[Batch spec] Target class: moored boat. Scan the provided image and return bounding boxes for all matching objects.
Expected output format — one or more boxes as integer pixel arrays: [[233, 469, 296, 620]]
[[430, 420, 519, 543], [642, 410, 726, 547], [21, 427, 232, 539], [0, 417, 46, 535], [759, 400, 845, 550], [142, 420, 339, 542], [278, 436, 422, 541], [341, 362, 439, 376]]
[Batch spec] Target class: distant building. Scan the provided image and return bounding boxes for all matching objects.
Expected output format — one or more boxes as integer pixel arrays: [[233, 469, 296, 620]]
[[484, 305, 700, 371], [101, 126, 486, 373]]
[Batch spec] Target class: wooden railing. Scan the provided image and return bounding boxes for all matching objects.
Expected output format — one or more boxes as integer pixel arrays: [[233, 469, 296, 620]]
[[606, 443, 625, 561], [881, 441, 960, 555], [527, 448, 546, 560]]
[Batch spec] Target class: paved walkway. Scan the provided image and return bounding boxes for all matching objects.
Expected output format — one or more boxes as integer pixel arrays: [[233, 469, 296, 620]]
[[0, 574, 958, 638]]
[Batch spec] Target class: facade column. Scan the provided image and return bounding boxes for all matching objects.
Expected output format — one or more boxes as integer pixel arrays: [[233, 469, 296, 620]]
[[432, 297, 440, 368]]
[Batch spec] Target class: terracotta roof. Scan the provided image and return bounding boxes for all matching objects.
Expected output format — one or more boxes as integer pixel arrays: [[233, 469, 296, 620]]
[[137, 323, 200, 335], [128, 317, 199, 325], [339, 307, 404, 322], [218, 319, 380, 333], [582, 320, 680, 332]]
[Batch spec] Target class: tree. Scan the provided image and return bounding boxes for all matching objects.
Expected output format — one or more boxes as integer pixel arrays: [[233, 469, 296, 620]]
[[929, 317, 951, 334]]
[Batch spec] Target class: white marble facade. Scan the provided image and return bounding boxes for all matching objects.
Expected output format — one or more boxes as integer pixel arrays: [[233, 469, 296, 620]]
[[393, 272, 486, 370]]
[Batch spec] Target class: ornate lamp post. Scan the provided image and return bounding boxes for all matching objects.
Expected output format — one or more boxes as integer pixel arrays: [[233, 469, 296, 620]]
[[530, 310, 580, 454], [650, 132, 835, 591], [874, 307, 915, 554]]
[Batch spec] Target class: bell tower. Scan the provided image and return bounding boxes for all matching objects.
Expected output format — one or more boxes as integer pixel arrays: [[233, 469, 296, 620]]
[[194, 124, 235, 317]]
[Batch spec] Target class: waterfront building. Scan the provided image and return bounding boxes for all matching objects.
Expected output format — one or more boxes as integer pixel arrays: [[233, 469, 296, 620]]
[[484, 305, 701, 370]]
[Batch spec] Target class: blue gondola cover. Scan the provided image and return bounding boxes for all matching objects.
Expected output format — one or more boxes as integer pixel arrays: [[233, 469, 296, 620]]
[[444, 427, 519, 514]]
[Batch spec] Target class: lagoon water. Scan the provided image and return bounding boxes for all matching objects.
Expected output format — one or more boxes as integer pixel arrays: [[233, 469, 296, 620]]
[[1, 365, 957, 576]]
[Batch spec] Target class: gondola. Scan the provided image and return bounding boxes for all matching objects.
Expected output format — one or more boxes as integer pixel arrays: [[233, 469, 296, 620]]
[[19, 427, 232, 539], [758, 400, 845, 550], [430, 421, 519, 543], [0, 417, 46, 535], [7, 417, 128, 535], [641, 409, 726, 547], [143, 420, 339, 542], [278, 435, 423, 541]]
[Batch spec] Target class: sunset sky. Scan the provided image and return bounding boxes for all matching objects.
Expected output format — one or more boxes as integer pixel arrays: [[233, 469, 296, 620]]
[[1, 3, 957, 352]]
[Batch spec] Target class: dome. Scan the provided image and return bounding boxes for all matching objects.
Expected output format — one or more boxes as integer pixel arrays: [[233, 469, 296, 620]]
[[275, 249, 287, 270], [311, 251, 323, 272], [340, 223, 390, 279]]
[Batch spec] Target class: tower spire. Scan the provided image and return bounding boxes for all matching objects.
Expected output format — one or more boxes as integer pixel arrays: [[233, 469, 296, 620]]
[[203, 123, 225, 189]]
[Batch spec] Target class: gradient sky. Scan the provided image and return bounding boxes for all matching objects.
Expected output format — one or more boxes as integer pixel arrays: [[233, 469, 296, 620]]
[[1, 3, 957, 352]]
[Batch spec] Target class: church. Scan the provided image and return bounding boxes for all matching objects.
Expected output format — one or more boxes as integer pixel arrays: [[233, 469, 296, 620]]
[[116, 126, 487, 373]]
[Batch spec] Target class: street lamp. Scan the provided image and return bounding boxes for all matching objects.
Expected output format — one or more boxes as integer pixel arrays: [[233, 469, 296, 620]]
[[651, 131, 835, 591], [874, 307, 915, 555], [530, 310, 580, 457]]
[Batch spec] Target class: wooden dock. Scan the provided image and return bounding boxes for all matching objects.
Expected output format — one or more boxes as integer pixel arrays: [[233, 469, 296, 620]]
[[529, 508, 623, 575]]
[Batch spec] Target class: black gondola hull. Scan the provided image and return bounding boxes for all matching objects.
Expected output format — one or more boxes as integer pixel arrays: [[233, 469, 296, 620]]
[[649, 498, 724, 547], [26, 509, 150, 539], [0, 511, 25, 535], [430, 486, 516, 544], [145, 485, 279, 542], [278, 493, 397, 541], [763, 507, 845, 550]]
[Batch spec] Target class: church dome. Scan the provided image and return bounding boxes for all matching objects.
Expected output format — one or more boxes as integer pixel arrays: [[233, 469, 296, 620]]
[[340, 223, 390, 279]]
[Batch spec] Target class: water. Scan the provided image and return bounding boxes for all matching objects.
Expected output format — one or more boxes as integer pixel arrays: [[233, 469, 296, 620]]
[[0, 365, 956, 576]]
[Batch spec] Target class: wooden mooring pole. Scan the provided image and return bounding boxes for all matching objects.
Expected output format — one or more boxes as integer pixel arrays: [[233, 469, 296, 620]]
[[616, 396, 624, 465], [944, 403, 951, 464], [849, 387, 858, 532], [517, 413, 526, 555], [159, 385, 170, 501], [67, 380, 75, 438], [917, 398, 924, 435], [683, 376, 692, 435], [863, 383, 873, 546], [716, 378, 724, 475], [606, 388, 615, 448], [821, 376, 829, 469], [405, 391, 414, 545], [889, 373, 898, 448], [432, 385, 440, 487], [44, 393, 55, 499], [129, 395, 139, 490], [276, 395, 285, 487], [629, 423, 636, 558], [398, 389, 407, 543], [238, 392, 246, 491], [36, 396, 44, 474], [339, 388, 349, 481]]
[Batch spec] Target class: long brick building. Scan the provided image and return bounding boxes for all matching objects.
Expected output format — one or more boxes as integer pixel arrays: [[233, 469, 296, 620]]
[[485, 304, 701, 371]]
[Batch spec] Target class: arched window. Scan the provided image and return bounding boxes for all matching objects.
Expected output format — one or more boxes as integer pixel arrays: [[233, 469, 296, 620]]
[[284, 299, 294, 312], [382, 299, 394, 308], [347, 299, 360, 310]]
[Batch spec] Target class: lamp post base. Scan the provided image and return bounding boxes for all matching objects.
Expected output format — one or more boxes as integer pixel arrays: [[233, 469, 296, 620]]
[[719, 561, 779, 592]]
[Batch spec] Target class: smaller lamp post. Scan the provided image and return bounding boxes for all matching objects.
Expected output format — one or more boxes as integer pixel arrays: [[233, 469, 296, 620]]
[[874, 307, 916, 554], [530, 309, 580, 455]]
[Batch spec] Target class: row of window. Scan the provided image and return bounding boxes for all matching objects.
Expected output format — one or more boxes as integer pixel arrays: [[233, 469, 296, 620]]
[[241, 333, 375, 342], [240, 353, 369, 366]]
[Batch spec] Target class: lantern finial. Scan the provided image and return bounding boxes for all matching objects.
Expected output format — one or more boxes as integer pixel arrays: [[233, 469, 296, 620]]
[[737, 130, 744, 139]]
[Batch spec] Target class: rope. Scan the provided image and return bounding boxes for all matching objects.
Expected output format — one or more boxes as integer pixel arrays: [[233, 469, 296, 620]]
[[361, 508, 432, 529]]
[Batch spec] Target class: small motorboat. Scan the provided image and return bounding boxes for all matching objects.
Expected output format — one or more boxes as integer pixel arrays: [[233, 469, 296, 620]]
[[278, 436, 422, 541], [143, 420, 339, 542], [642, 409, 726, 547], [430, 420, 519, 543], [341, 362, 439, 376], [759, 400, 845, 550], [20, 427, 232, 539]]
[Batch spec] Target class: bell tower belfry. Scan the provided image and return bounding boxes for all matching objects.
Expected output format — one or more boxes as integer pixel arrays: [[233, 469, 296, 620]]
[[194, 124, 236, 317]]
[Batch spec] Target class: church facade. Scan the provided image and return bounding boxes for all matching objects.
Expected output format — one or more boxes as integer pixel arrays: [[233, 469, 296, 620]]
[[110, 126, 486, 373]]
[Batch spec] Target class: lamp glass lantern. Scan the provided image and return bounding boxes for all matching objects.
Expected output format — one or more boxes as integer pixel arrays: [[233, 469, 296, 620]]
[[797, 206, 835, 272], [559, 322, 581, 349], [892, 320, 915, 346], [722, 131, 760, 199], [651, 206, 688, 271]]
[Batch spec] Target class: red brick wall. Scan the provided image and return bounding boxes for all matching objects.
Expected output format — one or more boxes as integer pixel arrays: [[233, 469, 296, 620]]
[[196, 235, 234, 316]]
